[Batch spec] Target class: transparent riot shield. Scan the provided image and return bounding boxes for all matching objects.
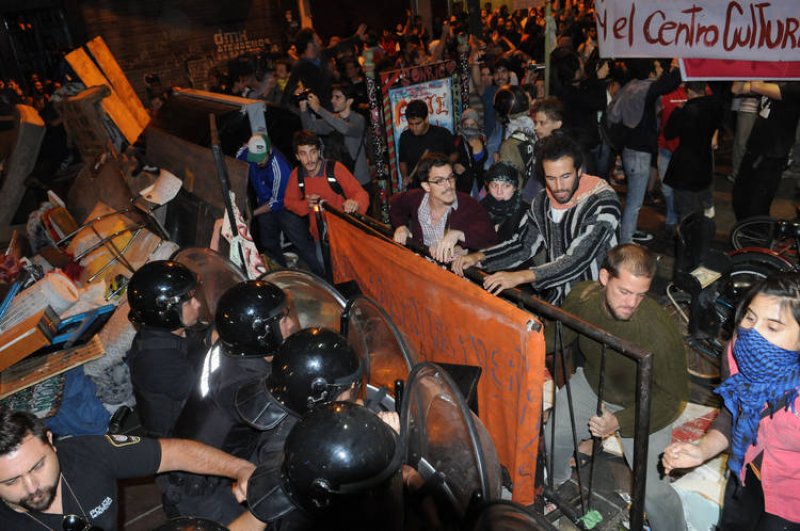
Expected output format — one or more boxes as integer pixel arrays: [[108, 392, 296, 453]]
[[260, 270, 345, 331], [402, 362, 503, 527], [463, 500, 557, 531], [341, 295, 415, 411], [172, 247, 246, 319]]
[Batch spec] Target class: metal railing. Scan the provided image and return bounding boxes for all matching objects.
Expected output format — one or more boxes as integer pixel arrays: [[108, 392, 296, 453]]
[[320, 206, 654, 530]]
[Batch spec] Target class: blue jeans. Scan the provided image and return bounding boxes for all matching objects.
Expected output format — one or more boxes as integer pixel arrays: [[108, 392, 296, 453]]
[[656, 148, 677, 226], [620, 148, 652, 242]]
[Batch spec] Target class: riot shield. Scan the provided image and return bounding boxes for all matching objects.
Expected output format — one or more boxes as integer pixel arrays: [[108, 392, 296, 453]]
[[463, 500, 557, 531], [402, 362, 503, 526], [172, 247, 246, 318], [341, 295, 416, 411], [260, 270, 345, 331]]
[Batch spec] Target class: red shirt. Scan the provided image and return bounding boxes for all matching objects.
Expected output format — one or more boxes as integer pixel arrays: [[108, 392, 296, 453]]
[[284, 160, 369, 239]]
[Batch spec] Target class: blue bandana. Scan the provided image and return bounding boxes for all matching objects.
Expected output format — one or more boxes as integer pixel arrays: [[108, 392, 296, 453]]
[[715, 327, 800, 478]]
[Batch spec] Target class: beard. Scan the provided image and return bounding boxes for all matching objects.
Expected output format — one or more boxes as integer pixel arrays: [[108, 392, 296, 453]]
[[19, 484, 57, 512]]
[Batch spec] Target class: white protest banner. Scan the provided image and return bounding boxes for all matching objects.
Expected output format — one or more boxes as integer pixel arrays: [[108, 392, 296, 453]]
[[596, 0, 800, 61]]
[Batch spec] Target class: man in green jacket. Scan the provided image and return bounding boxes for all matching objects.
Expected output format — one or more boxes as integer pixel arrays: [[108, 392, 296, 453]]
[[547, 243, 687, 531]]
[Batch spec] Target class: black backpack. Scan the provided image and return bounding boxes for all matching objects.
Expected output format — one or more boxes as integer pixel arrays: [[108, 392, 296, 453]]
[[510, 130, 537, 183]]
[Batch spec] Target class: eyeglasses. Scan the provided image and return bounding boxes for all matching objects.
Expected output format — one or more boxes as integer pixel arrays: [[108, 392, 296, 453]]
[[427, 176, 456, 186]]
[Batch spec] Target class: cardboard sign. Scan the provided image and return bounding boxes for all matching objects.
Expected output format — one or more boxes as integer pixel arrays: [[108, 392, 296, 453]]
[[380, 61, 461, 192]]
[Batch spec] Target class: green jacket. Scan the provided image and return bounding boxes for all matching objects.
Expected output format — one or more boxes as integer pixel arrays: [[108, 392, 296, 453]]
[[546, 280, 688, 437]]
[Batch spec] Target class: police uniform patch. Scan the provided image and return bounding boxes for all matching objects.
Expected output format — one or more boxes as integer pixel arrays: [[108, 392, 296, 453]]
[[104, 434, 142, 447]]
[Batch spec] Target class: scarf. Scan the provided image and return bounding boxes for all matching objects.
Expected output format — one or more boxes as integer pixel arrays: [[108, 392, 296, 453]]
[[503, 114, 535, 141], [715, 327, 800, 478], [546, 173, 612, 211], [481, 191, 522, 226]]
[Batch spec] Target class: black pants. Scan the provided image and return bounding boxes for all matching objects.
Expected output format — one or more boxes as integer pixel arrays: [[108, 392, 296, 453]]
[[254, 209, 323, 276], [732, 152, 788, 222], [719, 467, 800, 530]]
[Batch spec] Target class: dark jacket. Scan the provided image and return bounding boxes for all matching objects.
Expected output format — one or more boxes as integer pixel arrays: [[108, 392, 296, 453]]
[[664, 95, 723, 191], [389, 189, 498, 250]]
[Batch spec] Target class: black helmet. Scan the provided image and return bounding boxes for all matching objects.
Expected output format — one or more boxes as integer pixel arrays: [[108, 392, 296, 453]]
[[215, 280, 288, 357], [268, 328, 362, 416], [127, 260, 197, 330], [248, 402, 403, 528], [493, 85, 529, 121], [235, 328, 362, 429]]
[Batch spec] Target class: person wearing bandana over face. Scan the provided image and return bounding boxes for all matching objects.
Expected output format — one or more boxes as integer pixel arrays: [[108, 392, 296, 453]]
[[480, 161, 529, 242], [663, 271, 800, 530], [453, 108, 488, 196]]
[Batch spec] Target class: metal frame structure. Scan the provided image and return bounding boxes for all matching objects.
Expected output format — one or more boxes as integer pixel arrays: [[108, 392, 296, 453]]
[[320, 206, 654, 530]]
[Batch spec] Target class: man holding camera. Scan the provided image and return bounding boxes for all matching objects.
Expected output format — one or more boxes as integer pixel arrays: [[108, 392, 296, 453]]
[[299, 84, 370, 193]]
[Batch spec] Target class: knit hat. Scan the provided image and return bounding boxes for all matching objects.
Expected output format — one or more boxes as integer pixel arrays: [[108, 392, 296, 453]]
[[459, 108, 483, 139], [246, 133, 271, 164], [485, 161, 520, 187]]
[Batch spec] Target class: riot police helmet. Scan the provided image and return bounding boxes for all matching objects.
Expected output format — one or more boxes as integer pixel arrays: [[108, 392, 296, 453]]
[[127, 260, 197, 330], [268, 327, 362, 417], [215, 280, 289, 357], [493, 85, 529, 122], [247, 402, 403, 527]]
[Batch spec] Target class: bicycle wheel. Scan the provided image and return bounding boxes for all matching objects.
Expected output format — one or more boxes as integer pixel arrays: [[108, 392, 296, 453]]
[[724, 250, 794, 302], [660, 290, 724, 407], [730, 216, 778, 250]]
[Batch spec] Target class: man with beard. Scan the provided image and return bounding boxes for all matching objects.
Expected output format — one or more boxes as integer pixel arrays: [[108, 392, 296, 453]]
[[453, 135, 620, 306], [0, 407, 257, 531], [545, 243, 688, 531], [390, 151, 497, 263]]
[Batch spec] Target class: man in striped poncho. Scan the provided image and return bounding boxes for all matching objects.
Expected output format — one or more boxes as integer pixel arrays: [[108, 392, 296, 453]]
[[453, 135, 620, 305]]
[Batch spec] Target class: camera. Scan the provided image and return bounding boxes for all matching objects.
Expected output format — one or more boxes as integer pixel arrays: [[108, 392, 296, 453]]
[[293, 88, 312, 104], [527, 61, 546, 72]]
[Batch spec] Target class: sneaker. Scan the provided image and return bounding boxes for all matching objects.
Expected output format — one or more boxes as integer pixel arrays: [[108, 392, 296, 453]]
[[704, 205, 715, 218], [632, 231, 654, 242]]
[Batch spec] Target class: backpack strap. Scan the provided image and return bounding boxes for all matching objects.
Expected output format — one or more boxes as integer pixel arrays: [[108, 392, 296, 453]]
[[324, 159, 345, 197], [297, 160, 345, 200], [297, 164, 307, 200]]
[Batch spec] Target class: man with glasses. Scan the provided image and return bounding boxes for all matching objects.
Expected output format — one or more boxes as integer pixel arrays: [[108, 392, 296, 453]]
[[453, 135, 620, 305], [390, 151, 497, 262]]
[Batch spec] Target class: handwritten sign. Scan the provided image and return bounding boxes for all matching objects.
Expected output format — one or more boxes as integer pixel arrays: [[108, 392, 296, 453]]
[[596, 0, 800, 61], [380, 61, 460, 192]]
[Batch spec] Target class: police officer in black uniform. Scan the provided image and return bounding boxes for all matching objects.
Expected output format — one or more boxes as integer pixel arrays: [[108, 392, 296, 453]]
[[247, 401, 404, 531], [127, 260, 208, 437], [235, 327, 363, 465], [161, 280, 300, 524]]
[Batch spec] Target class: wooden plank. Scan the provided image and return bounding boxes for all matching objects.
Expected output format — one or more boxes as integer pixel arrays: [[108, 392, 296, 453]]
[[65, 47, 143, 145], [145, 127, 249, 215], [85, 36, 151, 130], [0, 309, 58, 372], [0, 336, 105, 399], [0, 105, 45, 226]]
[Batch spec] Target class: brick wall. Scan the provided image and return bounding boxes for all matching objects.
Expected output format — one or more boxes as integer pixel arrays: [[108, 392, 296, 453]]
[[76, 0, 283, 103]]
